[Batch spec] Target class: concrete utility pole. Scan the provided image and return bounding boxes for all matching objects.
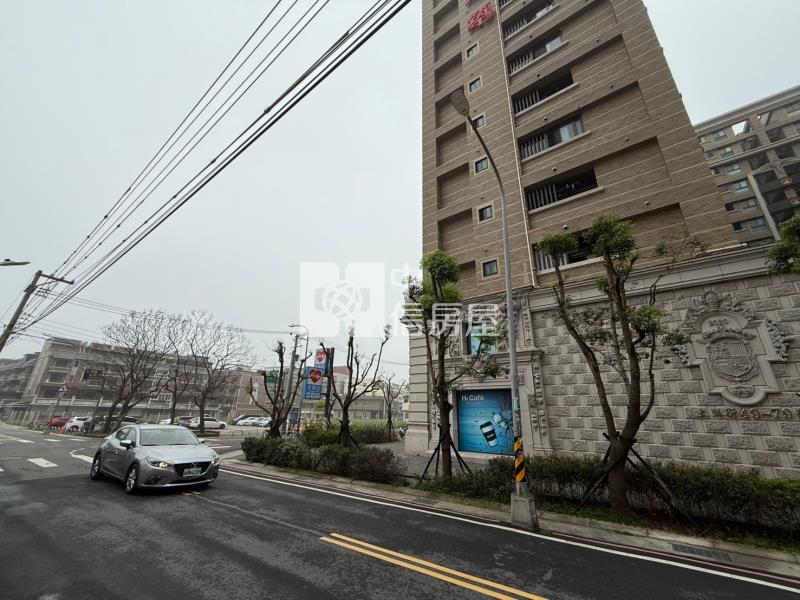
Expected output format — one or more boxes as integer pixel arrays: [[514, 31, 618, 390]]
[[283, 333, 301, 434], [0, 270, 74, 353], [450, 89, 539, 530]]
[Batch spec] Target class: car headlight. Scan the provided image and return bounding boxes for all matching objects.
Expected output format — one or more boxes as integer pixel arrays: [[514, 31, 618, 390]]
[[212, 454, 220, 464], [146, 457, 171, 469]]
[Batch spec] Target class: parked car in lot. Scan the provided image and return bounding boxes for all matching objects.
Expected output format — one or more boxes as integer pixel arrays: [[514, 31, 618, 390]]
[[187, 416, 225, 430], [252, 417, 271, 428], [65, 416, 92, 432], [237, 417, 258, 426], [158, 416, 193, 426], [46, 415, 71, 429], [90, 424, 220, 493], [231, 415, 251, 425]]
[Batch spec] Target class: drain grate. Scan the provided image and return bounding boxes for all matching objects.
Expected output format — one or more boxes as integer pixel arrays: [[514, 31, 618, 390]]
[[672, 543, 732, 563]]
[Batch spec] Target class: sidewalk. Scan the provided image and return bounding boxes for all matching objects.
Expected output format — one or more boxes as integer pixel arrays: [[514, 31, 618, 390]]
[[221, 456, 800, 582]]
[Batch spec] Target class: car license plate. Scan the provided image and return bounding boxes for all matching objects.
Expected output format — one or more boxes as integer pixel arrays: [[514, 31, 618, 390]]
[[183, 467, 202, 477]]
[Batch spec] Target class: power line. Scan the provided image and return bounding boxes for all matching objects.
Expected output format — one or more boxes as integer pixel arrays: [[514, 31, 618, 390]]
[[23, 1, 314, 321], [21, 0, 407, 331], [56, 0, 317, 284], [49, 0, 289, 282]]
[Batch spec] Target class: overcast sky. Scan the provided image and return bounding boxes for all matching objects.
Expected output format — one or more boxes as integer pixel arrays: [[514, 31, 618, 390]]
[[1, 0, 799, 378]]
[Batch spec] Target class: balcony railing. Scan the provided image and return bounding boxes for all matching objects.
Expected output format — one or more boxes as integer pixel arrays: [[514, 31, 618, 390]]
[[507, 34, 561, 75], [512, 72, 573, 114], [502, 1, 554, 39]]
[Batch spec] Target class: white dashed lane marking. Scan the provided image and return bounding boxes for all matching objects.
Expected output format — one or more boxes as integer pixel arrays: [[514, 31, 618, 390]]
[[43, 438, 61, 443], [27, 458, 58, 468], [0, 434, 35, 444]]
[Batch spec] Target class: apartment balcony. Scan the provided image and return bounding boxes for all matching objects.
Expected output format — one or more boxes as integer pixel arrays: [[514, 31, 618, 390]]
[[503, 0, 555, 40]]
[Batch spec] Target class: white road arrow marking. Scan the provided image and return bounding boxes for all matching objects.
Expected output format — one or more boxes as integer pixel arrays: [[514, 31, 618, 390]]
[[27, 458, 58, 468]]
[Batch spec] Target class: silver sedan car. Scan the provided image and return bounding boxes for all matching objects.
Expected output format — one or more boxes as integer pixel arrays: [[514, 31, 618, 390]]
[[90, 424, 220, 493]]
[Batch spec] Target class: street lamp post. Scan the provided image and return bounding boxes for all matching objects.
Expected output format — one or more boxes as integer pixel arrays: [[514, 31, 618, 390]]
[[1, 259, 31, 267], [450, 89, 539, 530]]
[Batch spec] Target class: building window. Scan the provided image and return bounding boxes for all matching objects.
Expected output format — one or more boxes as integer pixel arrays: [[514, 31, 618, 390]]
[[464, 321, 497, 355], [474, 157, 489, 173], [731, 180, 750, 193], [478, 205, 493, 221], [473, 114, 486, 129], [725, 198, 757, 212], [506, 33, 562, 75], [732, 217, 768, 232], [713, 129, 728, 141], [526, 168, 598, 210], [767, 128, 786, 143], [466, 43, 479, 58], [468, 77, 482, 93], [719, 146, 735, 157], [519, 117, 584, 159], [512, 71, 574, 114], [726, 162, 742, 175], [46, 372, 66, 383], [482, 259, 499, 277], [534, 233, 595, 271], [785, 100, 800, 114]]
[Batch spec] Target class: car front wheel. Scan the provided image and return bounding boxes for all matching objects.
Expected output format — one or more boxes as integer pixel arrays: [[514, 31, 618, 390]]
[[90, 453, 104, 480], [219, 423, 225, 429], [124, 464, 139, 494]]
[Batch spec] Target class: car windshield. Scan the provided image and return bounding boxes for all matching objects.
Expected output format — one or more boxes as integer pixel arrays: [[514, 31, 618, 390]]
[[139, 428, 200, 447]]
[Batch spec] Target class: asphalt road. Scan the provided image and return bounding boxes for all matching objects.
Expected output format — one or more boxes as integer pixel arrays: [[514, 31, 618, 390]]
[[1, 422, 798, 600]]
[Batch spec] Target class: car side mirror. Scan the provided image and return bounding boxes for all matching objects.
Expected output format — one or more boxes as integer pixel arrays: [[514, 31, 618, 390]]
[[200, 439, 207, 444], [120, 439, 134, 449]]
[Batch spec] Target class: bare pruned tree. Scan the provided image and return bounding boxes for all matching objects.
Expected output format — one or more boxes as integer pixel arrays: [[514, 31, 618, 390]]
[[379, 375, 406, 439], [163, 318, 193, 425], [323, 324, 390, 447], [247, 340, 309, 438], [183, 311, 252, 433], [99, 310, 172, 432]]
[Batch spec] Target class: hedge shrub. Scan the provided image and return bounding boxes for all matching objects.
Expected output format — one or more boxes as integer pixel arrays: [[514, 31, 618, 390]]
[[417, 456, 800, 534], [300, 423, 394, 447], [242, 437, 404, 484]]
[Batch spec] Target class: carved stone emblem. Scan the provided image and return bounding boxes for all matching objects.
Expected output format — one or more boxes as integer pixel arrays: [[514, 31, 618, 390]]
[[704, 324, 759, 381], [674, 292, 788, 406]]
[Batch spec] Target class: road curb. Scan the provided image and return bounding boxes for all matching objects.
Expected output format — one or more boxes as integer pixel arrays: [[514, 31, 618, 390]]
[[222, 458, 800, 581]]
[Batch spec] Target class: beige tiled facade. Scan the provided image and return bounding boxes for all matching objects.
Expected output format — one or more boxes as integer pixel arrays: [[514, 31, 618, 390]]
[[408, 0, 799, 477], [423, 0, 737, 298]]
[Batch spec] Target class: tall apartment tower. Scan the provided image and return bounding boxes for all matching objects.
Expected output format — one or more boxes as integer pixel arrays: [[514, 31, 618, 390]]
[[422, 0, 737, 298], [695, 84, 800, 247], [408, 0, 800, 477]]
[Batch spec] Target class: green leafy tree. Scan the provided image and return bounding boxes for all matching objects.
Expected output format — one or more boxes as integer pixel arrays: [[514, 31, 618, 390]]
[[768, 214, 800, 275], [405, 250, 503, 478], [538, 215, 692, 514]]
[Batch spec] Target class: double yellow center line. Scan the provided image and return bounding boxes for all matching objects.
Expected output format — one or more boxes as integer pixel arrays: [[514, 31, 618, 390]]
[[321, 533, 548, 600]]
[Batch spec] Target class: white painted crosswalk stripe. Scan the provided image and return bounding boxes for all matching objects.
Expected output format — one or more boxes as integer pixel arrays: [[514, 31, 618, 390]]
[[71, 454, 94, 464], [0, 466, 4, 472], [44, 438, 61, 443], [27, 458, 58, 468]]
